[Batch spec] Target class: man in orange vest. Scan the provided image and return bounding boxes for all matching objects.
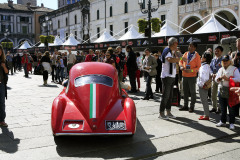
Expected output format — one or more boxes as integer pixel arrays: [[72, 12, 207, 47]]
[[179, 42, 201, 113]]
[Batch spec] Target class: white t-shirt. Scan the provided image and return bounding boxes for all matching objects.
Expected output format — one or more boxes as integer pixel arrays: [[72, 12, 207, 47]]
[[161, 52, 176, 78]]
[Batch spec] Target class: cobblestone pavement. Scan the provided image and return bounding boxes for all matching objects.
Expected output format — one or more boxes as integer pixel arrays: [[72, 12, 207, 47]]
[[0, 70, 239, 160]]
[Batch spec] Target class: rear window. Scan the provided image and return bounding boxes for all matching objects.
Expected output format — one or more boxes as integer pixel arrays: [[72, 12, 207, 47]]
[[74, 74, 113, 87]]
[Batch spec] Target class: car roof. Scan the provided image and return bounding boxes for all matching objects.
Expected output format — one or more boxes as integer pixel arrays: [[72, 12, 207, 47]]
[[69, 62, 117, 79]]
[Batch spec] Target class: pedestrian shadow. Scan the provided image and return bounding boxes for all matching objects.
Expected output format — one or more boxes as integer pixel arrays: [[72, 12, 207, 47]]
[[24, 77, 32, 79], [0, 127, 20, 153], [128, 91, 145, 100], [193, 109, 224, 123], [7, 86, 12, 90], [167, 117, 240, 142], [38, 85, 59, 88], [54, 119, 157, 159]]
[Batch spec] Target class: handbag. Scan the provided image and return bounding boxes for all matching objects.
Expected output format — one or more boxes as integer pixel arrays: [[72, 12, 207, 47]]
[[199, 64, 212, 90], [229, 76, 240, 107], [219, 86, 229, 98], [203, 77, 212, 90]]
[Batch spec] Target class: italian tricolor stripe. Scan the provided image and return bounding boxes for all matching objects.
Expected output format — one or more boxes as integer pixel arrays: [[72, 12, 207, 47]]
[[90, 84, 96, 119]]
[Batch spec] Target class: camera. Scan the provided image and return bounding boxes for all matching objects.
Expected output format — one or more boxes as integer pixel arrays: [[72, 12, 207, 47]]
[[186, 65, 190, 69]]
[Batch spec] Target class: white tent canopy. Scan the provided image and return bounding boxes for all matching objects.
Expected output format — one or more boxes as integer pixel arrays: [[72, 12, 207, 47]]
[[49, 36, 63, 46], [62, 34, 80, 46], [94, 30, 116, 43], [153, 23, 179, 37], [37, 43, 51, 47], [194, 15, 228, 34], [119, 26, 144, 40], [18, 41, 32, 49]]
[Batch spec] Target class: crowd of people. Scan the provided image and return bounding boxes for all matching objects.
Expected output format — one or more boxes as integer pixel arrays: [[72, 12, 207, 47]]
[[0, 38, 240, 130]]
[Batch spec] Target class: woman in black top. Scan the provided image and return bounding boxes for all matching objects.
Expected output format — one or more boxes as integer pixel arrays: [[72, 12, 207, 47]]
[[0, 45, 9, 127], [126, 45, 137, 92], [40, 51, 51, 85]]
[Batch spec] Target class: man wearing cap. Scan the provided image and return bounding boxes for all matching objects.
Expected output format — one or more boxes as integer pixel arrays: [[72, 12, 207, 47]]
[[209, 46, 224, 114], [179, 42, 201, 113], [215, 55, 240, 130]]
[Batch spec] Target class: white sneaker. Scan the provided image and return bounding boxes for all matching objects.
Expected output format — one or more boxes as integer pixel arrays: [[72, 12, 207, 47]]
[[158, 113, 169, 120], [229, 124, 235, 130], [216, 121, 226, 127], [167, 113, 176, 119]]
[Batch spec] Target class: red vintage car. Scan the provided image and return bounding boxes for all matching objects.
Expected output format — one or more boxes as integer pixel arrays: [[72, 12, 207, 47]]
[[51, 62, 136, 136]]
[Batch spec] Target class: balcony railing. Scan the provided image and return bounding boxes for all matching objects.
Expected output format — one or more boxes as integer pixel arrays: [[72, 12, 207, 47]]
[[0, 33, 34, 39], [212, 0, 238, 7], [179, 1, 207, 14]]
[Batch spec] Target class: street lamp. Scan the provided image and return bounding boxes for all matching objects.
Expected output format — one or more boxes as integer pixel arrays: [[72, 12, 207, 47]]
[[43, 16, 52, 36], [4, 29, 10, 52], [4, 29, 10, 39], [42, 15, 52, 50], [138, 0, 160, 49]]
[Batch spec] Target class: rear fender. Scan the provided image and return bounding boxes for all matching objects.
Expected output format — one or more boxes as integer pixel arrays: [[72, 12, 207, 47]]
[[51, 96, 67, 134], [123, 98, 136, 134]]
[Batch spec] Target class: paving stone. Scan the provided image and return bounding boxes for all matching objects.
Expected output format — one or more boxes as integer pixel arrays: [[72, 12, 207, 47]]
[[0, 70, 239, 159]]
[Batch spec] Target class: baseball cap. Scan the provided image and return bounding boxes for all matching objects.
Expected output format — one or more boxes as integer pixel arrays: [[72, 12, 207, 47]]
[[222, 55, 231, 61]]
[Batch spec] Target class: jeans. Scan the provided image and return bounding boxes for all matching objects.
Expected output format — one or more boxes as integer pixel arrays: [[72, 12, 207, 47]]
[[183, 77, 197, 108], [145, 72, 153, 97], [56, 67, 64, 82], [218, 92, 235, 124], [51, 65, 56, 81], [160, 77, 175, 112], [24, 63, 28, 77], [0, 83, 6, 122], [64, 67, 68, 78]]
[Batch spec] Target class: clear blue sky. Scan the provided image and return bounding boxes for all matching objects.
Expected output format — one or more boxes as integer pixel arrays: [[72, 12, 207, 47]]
[[0, 0, 58, 10]]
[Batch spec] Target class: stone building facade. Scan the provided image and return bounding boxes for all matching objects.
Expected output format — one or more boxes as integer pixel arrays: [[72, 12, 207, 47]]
[[89, 0, 178, 42], [40, 0, 90, 42], [178, 0, 240, 34], [0, 1, 52, 48], [41, 0, 240, 44]]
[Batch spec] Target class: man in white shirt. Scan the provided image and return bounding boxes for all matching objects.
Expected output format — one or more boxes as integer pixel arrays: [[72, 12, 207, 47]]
[[159, 37, 186, 119], [67, 49, 76, 74]]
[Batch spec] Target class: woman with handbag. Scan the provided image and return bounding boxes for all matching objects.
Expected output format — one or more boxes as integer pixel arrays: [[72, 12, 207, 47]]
[[197, 52, 212, 120], [41, 51, 51, 86], [215, 55, 240, 130]]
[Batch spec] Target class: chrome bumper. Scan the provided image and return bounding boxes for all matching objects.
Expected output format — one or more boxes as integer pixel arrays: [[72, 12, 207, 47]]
[[54, 132, 133, 136]]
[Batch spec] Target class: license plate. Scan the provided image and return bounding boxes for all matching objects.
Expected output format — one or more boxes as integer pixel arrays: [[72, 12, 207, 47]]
[[106, 121, 126, 130]]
